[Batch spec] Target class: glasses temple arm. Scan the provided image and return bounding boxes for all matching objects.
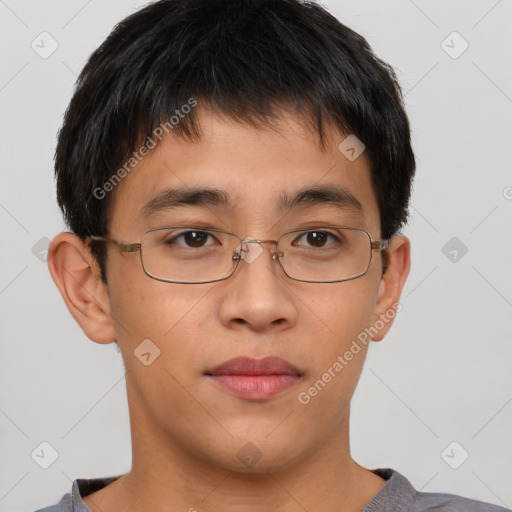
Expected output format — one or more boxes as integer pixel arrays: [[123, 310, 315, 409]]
[[88, 235, 141, 253], [371, 239, 391, 250]]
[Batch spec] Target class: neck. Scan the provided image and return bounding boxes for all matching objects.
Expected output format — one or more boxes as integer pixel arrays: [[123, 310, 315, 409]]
[[120, 446, 381, 512], [84, 384, 386, 512]]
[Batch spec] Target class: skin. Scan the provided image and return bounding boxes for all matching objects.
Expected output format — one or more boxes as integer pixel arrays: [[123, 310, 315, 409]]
[[48, 107, 410, 512]]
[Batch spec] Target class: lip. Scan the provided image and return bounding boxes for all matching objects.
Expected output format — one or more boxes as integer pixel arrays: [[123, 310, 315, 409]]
[[206, 356, 303, 401]]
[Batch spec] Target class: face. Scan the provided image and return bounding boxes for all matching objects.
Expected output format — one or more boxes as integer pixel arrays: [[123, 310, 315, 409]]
[[52, 107, 409, 474]]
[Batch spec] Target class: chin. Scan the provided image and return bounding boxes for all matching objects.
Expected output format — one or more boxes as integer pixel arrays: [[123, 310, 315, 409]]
[[195, 433, 311, 475]]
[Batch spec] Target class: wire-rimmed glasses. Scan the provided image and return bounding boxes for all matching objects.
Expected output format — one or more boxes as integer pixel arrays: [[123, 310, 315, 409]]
[[89, 225, 390, 284]]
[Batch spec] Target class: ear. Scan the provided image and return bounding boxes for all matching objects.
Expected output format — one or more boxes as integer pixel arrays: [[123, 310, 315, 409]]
[[48, 232, 116, 344], [371, 235, 410, 342]]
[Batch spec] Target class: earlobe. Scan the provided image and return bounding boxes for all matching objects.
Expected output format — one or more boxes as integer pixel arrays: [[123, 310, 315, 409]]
[[48, 232, 116, 344], [371, 235, 411, 342]]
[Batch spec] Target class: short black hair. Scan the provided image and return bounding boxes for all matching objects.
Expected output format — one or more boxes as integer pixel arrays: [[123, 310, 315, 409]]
[[55, 0, 415, 281]]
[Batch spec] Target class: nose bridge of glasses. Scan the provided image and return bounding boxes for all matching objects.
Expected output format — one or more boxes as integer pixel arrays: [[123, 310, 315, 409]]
[[235, 238, 282, 264]]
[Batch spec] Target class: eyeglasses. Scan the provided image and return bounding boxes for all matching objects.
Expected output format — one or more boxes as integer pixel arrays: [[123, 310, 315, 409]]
[[89, 226, 390, 284]]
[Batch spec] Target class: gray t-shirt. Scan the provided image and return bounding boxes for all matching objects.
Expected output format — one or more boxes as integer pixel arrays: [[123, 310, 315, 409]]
[[35, 468, 510, 512]]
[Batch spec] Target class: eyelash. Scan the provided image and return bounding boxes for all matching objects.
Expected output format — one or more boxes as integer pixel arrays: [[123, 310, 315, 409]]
[[165, 229, 341, 248], [292, 231, 340, 247]]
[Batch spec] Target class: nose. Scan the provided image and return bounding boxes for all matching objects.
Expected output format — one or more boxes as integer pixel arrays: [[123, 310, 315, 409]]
[[217, 239, 298, 333]]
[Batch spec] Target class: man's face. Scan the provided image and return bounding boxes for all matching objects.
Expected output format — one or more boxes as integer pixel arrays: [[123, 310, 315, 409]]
[[102, 108, 393, 472]]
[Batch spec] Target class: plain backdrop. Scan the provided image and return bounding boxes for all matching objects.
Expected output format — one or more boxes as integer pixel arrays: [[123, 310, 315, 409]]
[[0, 0, 511, 510]]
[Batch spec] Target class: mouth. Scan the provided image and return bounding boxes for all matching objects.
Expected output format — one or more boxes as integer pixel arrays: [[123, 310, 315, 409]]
[[205, 356, 303, 401]]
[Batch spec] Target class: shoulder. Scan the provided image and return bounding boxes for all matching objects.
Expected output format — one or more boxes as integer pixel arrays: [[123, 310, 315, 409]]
[[33, 492, 73, 512], [412, 490, 510, 512], [34, 475, 122, 512], [368, 468, 510, 512]]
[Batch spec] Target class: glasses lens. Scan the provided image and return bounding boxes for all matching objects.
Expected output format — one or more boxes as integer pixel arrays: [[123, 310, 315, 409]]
[[140, 228, 240, 283], [278, 227, 372, 282]]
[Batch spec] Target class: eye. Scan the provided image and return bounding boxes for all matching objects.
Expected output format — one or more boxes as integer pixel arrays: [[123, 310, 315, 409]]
[[292, 230, 340, 248], [166, 230, 219, 248]]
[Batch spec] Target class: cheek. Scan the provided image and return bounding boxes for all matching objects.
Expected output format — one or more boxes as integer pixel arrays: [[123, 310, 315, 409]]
[[294, 280, 380, 428], [106, 274, 219, 440], [107, 263, 215, 353], [304, 277, 379, 346]]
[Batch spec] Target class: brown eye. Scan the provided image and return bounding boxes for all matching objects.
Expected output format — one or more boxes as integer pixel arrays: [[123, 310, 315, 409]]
[[166, 231, 218, 248], [306, 231, 329, 247], [183, 231, 210, 247], [293, 231, 338, 248]]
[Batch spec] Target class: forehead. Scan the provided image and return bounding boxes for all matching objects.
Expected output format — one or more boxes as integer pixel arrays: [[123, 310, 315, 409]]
[[107, 108, 380, 237]]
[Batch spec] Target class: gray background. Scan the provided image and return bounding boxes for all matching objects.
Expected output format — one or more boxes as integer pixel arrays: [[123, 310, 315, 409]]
[[1, 0, 511, 510]]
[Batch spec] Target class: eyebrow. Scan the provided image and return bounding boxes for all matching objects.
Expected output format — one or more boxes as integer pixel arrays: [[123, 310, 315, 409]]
[[141, 187, 233, 216], [277, 185, 363, 216], [140, 184, 363, 217]]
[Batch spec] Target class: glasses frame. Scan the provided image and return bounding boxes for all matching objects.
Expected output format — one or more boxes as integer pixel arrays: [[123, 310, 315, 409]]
[[89, 225, 391, 284]]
